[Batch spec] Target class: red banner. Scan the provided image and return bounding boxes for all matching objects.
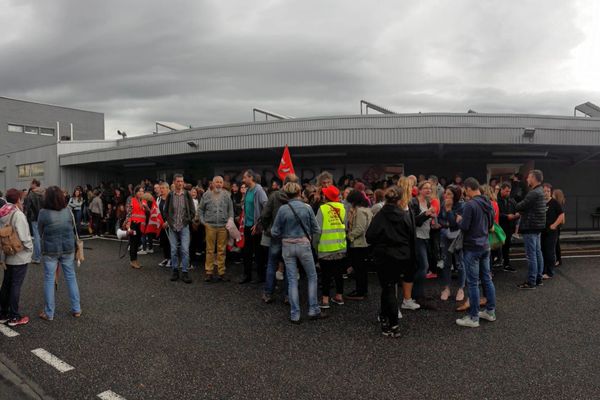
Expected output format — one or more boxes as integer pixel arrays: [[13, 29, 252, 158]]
[[277, 145, 295, 181]]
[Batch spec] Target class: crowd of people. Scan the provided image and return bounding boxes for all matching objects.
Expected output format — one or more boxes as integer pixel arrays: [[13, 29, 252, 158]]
[[0, 169, 566, 337]]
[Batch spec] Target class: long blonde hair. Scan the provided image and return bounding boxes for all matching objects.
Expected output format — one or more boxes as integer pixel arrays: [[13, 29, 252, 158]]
[[481, 184, 497, 202], [396, 177, 412, 209], [553, 189, 566, 206]]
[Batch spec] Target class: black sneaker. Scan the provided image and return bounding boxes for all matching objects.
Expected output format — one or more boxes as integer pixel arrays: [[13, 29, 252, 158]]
[[181, 272, 192, 284], [382, 325, 401, 338], [503, 265, 517, 272], [216, 274, 229, 282], [536, 280, 544, 287], [517, 282, 536, 290], [170, 270, 179, 282], [204, 273, 213, 283]]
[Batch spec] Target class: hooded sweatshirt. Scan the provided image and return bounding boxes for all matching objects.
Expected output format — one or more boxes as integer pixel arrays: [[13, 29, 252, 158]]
[[0, 200, 33, 265], [458, 195, 493, 251], [366, 203, 415, 262]]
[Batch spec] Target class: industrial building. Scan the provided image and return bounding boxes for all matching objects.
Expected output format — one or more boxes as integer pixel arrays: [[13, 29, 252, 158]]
[[1, 97, 600, 230]]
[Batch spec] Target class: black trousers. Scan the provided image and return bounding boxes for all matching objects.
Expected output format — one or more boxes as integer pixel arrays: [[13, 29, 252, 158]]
[[349, 247, 370, 295], [555, 229, 562, 263], [320, 257, 345, 298], [500, 226, 513, 267], [159, 229, 171, 259], [428, 229, 441, 272], [0, 264, 28, 319], [242, 227, 266, 280], [129, 222, 143, 261], [542, 230, 558, 277], [376, 256, 405, 327]]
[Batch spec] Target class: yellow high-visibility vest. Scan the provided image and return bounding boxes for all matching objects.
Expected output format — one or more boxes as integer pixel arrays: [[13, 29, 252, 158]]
[[318, 202, 346, 253]]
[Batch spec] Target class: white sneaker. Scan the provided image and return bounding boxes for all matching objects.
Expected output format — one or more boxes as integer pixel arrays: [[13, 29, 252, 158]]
[[158, 259, 169, 267], [456, 315, 479, 328], [398, 309, 403, 319], [436, 260, 444, 268], [401, 298, 421, 310], [478, 310, 497, 322], [146, 249, 154, 254], [137, 250, 147, 255]]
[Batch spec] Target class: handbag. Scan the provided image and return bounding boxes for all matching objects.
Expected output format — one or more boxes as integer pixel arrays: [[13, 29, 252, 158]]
[[0, 211, 24, 256], [71, 210, 84, 265], [448, 231, 463, 254], [489, 222, 506, 250], [287, 204, 319, 263]]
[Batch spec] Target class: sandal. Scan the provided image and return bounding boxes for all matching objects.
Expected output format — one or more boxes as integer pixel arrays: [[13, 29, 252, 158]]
[[39, 312, 53, 321]]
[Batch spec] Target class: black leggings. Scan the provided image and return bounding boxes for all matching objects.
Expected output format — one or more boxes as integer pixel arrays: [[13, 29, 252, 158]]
[[376, 256, 410, 327], [349, 247, 370, 295], [320, 257, 345, 298], [129, 222, 142, 261]]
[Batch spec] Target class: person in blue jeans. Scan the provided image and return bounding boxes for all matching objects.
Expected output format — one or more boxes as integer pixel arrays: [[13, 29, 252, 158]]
[[24, 179, 43, 264], [164, 174, 196, 284], [515, 170, 547, 289], [455, 178, 497, 328], [438, 185, 465, 302], [37, 186, 81, 320], [270, 182, 326, 324]]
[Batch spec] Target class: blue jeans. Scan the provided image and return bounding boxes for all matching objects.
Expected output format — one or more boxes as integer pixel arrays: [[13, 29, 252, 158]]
[[440, 234, 465, 289], [282, 242, 320, 321], [463, 248, 496, 320], [168, 226, 190, 272], [523, 233, 543, 285], [264, 238, 288, 297], [43, 253, 81, 319], [31, 221, 41, 262], [73, 210, 82, 230], [412, 238, 430, 299]]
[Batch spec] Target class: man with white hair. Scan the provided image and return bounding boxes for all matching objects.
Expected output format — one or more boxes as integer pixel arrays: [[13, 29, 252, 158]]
[[198, 176, 234, 282]]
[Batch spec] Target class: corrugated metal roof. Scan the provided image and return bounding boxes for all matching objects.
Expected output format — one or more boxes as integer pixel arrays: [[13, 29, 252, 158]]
[[60, 113, 600, 166]]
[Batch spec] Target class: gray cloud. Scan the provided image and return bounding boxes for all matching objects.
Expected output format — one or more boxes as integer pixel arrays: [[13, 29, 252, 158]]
[[1, 0, 598, 137]]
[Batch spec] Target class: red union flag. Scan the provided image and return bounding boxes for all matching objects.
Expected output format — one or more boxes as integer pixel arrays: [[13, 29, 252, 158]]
[[277, 145, 295, 181]]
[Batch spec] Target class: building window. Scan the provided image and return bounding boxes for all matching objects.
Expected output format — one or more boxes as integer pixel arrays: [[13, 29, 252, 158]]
[[17, 162, 44, 179], [24, 126, 39, 135], [40, 127, 55, 136], [8, 124, 24, 133]]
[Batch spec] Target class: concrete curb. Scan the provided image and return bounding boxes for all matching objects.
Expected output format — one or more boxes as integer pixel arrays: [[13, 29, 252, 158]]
[[0, 353, 54, 400]]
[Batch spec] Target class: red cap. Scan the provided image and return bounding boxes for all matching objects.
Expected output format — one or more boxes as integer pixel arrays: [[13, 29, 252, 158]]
[[322, 185, 340, 202]]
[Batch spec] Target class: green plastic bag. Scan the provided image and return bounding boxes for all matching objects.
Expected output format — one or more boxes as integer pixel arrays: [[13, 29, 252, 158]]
[[489, 222, 506, 250]]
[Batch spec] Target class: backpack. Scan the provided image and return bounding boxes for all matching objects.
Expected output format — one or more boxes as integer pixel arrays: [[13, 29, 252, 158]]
[[0, 211, 24, 256]]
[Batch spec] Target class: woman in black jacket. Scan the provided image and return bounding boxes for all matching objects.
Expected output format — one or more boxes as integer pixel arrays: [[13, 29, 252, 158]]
[[366, 181, 417, 338]]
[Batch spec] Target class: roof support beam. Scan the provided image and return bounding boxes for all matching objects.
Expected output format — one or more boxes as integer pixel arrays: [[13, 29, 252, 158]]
[[571, 150, 600, 166]]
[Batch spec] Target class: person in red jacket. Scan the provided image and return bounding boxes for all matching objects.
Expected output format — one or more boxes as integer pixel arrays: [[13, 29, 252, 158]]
[[124, 186, 148, 269]]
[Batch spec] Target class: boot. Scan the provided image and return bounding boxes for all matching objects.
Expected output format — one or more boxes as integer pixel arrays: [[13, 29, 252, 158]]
[[170, 269, 179, 281], [130, 260, 141, 269]]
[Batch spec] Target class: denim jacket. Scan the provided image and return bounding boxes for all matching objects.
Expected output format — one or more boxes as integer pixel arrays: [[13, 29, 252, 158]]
[[270, 199, 321, 240], [38, 208, 76, 256]]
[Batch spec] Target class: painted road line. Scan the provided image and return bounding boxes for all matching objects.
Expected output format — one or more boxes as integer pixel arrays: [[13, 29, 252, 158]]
[[98, 390, 127, 400], [31, 348, 74, 373], [0, 324, 19, 337]]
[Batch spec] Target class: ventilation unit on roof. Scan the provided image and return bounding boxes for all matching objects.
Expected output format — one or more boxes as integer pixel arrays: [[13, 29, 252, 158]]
[[574, 102, 600, 117]]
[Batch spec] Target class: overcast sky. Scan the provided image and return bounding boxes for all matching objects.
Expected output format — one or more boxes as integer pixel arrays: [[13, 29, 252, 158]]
[[1, 0, 599, 138]]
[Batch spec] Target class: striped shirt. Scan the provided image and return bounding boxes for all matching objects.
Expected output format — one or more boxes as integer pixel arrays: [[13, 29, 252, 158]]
[[172, 191, 186, 231]]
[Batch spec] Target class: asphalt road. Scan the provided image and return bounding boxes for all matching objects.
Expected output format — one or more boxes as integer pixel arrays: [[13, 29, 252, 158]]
[[1, 238, 599, 400]]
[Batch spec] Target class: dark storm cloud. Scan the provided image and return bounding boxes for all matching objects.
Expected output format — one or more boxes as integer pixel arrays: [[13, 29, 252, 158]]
[[0, 0, 598, 137]]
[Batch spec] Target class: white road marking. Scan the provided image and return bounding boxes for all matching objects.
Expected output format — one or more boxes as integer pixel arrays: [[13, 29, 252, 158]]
[[97, 390, 127, 400], [31, 348, 75, 373], [0, 324, 19, 337]]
